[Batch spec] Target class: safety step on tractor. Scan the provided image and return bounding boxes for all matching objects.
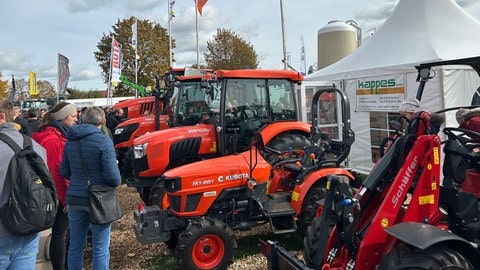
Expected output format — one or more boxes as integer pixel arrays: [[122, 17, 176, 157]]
[[260, 56, 480, 270], [132, 70, 359, 269]]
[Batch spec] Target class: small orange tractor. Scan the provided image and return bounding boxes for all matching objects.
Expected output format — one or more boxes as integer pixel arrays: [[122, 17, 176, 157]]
[[132, 68, 359, 269], [260, 56, 480, 270]]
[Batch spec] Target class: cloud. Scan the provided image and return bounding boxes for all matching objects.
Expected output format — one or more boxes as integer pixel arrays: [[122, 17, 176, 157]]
[[0, 49, 33, 73]]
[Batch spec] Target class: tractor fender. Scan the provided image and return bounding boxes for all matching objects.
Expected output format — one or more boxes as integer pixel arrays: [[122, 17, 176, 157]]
[[290, 168, 354, 214], [259, 121, 310, 144], [385, 222, 480, 268]]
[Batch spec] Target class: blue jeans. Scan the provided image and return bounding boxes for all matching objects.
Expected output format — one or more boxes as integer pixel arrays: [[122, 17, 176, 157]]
[[67, 205, 111, 270], [0, 233, 39, 270]]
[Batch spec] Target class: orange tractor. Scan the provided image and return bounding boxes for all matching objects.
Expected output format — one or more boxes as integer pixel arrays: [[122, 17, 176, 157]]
[[132, 68, 359, 269], [114, 72, 210, 180], [261, 56, 480, 270]]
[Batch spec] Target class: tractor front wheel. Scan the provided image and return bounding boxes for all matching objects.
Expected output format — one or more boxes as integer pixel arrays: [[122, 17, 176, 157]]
[[176, 217, 236, 270], [377, 243, 475, 269], [297, 183, 326, 235]]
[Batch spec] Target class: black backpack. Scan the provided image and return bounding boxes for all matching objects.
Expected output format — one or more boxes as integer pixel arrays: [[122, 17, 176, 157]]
[[0, 133, 58, 235]]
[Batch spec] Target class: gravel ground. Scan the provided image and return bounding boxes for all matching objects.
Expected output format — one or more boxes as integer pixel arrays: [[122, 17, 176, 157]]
[[82, 184, 282, 270]]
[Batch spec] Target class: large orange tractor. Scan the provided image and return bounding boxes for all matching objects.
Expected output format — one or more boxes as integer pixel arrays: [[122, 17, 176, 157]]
[[132, 69, 359, 269], [113, 72, 210, 179], [261, 56, 480, 270]]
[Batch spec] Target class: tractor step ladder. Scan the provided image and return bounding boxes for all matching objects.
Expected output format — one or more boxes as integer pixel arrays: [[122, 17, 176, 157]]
[[261, 192, 297, 234]]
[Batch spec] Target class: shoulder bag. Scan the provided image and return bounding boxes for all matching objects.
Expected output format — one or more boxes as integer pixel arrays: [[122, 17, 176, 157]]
[[77, 140, 123, 225]]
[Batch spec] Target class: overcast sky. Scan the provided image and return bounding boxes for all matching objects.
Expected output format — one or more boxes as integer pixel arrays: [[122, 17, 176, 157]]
[[1, 0, 480, 91]]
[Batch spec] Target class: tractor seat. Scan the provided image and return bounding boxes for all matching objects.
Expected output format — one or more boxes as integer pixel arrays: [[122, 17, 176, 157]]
[[443, 139, 469, 186]]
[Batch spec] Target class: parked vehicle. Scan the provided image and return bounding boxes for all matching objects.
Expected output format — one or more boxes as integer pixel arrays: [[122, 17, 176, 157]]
[[132, 69, 358, 269], [115, 73, 211, 181], [260, 56, 480, 270]]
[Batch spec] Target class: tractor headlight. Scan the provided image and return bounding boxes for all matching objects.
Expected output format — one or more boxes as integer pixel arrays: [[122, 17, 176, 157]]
[[114, 127, 124, 135], [133, 143, 148, 159]]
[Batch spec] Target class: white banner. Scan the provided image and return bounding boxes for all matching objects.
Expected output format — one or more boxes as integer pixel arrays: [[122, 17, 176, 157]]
[[355, 74, 405, 111], [111, 38, 122, 83]]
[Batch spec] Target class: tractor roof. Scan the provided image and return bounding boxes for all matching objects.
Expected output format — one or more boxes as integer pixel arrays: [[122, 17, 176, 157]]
[[214, 69, 304, 81]]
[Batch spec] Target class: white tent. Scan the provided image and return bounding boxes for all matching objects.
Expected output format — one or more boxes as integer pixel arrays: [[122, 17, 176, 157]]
[[302, 0, 480, 174]]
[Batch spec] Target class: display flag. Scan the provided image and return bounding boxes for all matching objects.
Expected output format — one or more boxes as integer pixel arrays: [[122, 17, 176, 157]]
[[131, 19, 137, 49], [169, 0, 175, 22], [29, 71, 38, 96], [300, 36, 306, 76], [58, 54, 70, 95], [196, 0, 208, 16], [111, 37, 122, 83]]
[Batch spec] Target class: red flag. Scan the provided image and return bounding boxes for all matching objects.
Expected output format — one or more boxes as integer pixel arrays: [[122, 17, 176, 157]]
[[196, 0, 208, 16]]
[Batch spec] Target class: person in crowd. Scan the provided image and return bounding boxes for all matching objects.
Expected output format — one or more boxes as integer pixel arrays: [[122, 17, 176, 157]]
[[0, 98, 48, 269], [39, 108, 47, 120], [26, 108, 41, 132], [77, 107, 87, 124], [13, 106, 32, 136], [60, 106, 121, 270], [456, 107, 480, 135], [106, 108, 123, 135], [32, 102, 78, 270], [398, 97, 431, 135]]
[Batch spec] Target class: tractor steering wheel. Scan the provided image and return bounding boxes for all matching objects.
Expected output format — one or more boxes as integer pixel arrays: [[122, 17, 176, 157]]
[[443, 127, 480, 146]]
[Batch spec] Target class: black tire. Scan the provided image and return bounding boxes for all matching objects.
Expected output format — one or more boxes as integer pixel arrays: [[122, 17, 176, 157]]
[[266, 133, 312, 164], [121, 149, 134, 179], [147, 186, 165, 208], [297, 183, 326, 236], [303, 217, 326, 269], [377, 243, 475, 270], [176, 217, 237, 270], [139, 187, 151, 205], [165, 230, 179, 251]]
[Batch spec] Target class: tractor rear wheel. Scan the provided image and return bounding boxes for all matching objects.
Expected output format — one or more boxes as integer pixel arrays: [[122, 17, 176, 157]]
[[266, 133, 311, 164], [297, 183, 326, 236], [176, 217, 236, 270], [377, 243, 475, 269]]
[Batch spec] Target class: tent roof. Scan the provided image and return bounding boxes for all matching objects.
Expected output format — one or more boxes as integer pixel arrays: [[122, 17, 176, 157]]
[[306, 0, 480, 81]]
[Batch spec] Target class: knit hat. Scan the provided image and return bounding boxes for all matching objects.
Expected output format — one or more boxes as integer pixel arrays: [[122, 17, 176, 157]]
[[398, 97, 420, 113], [52, 103, 77, 120]]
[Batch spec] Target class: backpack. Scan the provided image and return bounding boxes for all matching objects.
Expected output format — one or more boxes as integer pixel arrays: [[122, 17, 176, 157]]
[[0, 133, 58, 235]]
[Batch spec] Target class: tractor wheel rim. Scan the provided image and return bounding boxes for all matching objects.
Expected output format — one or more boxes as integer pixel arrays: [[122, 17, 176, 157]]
[[192, 233, 225, 269]]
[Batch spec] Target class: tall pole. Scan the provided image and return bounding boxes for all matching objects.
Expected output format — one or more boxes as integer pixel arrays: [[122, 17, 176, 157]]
[[280, 0, 287, 70], [168, 2, 173, 67], [134, 18, 138, 98], [195, 0, 200, 67]]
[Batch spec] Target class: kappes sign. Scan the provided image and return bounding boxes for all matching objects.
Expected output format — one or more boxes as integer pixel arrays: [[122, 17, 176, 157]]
[[358, 79, 396, 91], [355, 74, 405, 111]]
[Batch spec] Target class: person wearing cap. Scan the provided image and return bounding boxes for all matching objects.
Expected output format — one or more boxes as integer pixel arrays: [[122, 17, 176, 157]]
[[398, 97, 431, 135], [456, 107, 480, 137], [32, 102, 78, 270]]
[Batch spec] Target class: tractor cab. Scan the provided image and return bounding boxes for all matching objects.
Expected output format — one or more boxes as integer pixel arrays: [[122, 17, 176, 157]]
[[207, 69, 303, 155]]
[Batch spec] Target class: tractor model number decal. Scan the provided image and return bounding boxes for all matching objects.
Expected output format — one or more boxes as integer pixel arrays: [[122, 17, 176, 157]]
[[419, 194, 434, 205], [187, 128, 211, 134], [392, 155, 418, 208], [192, 179, 214, 186], [433, 146, 440, 164]]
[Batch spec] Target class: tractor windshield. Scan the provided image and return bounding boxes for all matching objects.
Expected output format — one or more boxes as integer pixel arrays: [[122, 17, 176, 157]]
[[174, 80, 211, 126]]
